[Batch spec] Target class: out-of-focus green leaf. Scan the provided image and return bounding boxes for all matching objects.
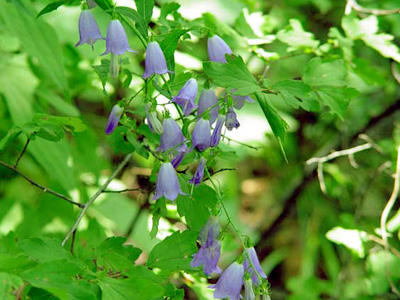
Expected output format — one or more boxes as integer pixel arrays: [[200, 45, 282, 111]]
[[150, 198, 167, 239], [326, 227, 367, 258], [303, 57, 347, 87], [35, 88, 80, 117], [315, 87, 358, 119], [277, 19, 320, 52], [134, 0, 154, 26], [18, 237, 71, 262], [0, 1, 67, 92], [33, 114, 87, 133], [0, 272, 24, 300], [0, 127, 22, 153], [93, 59, 110, 90], [204, 55, 261, 96], [36, 0, 78, 18], [147, 230, 197, 272]]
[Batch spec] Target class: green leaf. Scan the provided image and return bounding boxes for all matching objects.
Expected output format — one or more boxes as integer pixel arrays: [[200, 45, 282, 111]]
[[328, 27, 353, 61], [36, 0, 76, 18], [134, 0, 154, 26], [150, 199, 167, 239], [315, 87, 357, 119], [0, 1, 67, 92], [126, 131, 150, 159], [276, 19, 319, 52], [99, 269, 164, 300], [326, 227, 368, 258], [0, 254, 36, 273], [0, 127, 22, 153], [203, 55, 261, 96], [18, 237, 71, 262], [33, 114, 87, 133], [160, 29, 189, 60], [160, 2, 181, 24], [0, 273, 24, 300], [116, 7, 148, 39], [271, 80, 320, 111], [303, 57, 347, 87], [93, 59, 110, 90], [147, 230, 198, 272], [93, 0, 114, 11]]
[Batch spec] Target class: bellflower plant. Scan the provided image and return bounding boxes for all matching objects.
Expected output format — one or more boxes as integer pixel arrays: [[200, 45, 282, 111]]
[[243, 247, 267, 286], [192, 118, 211, 151], [244, 278, 256, 300], [189, 157, 206, 185], [191, 217, 221, 275], [105, 104, 124, 135], [207, 35, 232, 63], [145, 104, 163, 135], [158, 118, 187, 153], [198, 89, 219, 124], [225, 107, 240, 130], [211, 116, 224, 147], [143, 41, 169, 79], [102, 20, 136, 77], [153, 162, 184, 201], [172, 78, 198, 115], [75, 10, 103, 49], [171, 151, 185, 169], [210, 262, 244, 300], [232, 94, 255, 110]]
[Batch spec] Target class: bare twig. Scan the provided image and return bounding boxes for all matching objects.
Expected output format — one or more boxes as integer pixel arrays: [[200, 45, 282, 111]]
[[13, 139, 30, 168], [368, 234, 400, 259], [306, 143, 372, 165], [62, 154, 132, 247], [391, 62, 400, 85], [380, 145, 400, 297], [221, 134, 260, 150], [317, 162, 327, 195], [103, 188, 144, 193], [347, 0, 400, 16], [0, 160, 84, 208]]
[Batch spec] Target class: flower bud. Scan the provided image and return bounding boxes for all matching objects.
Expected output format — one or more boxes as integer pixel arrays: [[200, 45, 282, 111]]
[[105, 104, 124, 134], [143, 42, 169, 79], [172, 78, 198, 115], [198, 89, 219, 125], [192, 118, 211, 151], [189, 157, 206, 185], [225, 108, 240, 130], [75, 10, 103, 49], [211, 116, 224, 147], [207, 35, 232, 63]]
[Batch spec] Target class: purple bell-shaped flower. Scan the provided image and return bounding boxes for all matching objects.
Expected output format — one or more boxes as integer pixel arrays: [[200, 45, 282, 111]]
[[207, 35, 232, 63], [191, 217, 222, 275], [197, 90, 219, 124], [153, 162, 184, 201], [158, 118, 187, 153], [211, 116, 224, 147], [243, 247, 267, 286], [105, 104, 124, 134], [210, 262, 244, 300], [225, 107, 240, 130], [192, 118, 211, 151], [102, 20, 135, 55], [172, 78, 198, 115], [232, 94, 255, 110], [189, 157, 206, 185], [75, 10, 103, 49], [171, 151, 185, 169], [145, 104, 163, 135], [143, 42, 169, 79]]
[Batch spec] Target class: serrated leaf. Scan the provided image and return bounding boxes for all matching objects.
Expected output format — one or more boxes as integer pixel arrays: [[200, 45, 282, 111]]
[[277, 19, 319, 52], [93, 59, 110, 90], [134, 0, 154, 26], [203, 55, 261, 96], [272, 80, 319, 111], [303, 57, 347, 87], [147, 230, 197, 271], [19, 237, 71, 262], [150, 199, 167, 239], [315, 87, 358, 119]]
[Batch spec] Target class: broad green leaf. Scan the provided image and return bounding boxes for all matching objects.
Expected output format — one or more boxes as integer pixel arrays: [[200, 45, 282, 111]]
[[21, 260, 98, 300], [108, 126, 136, 154], [0, 273, 24, 300], [0, 1, 67, 92], [18, 237, 71, 262], [93, 59, 110, 90], [93, 0, 114, 11], [134, 0, 154, 26], [99, 271, 164, 300], [276, 19, 319, 52], [35, 88, 80, 117], [150, 198, 167, 239], [303, 57, 347, 87], [36, 0, 77, 18], [147, 230, 198, 271], [271, 80, 320, 111], [326, 227, 367, 258], [160, 30, 189, 59], [314, 87, 358, 119], [0, 254, 36, 273], [203, 55, 261, 96], [328, 27, 353, 61], [33, 114, 87, 133], [116, 7, 148, 39], [0, 127, 22, 153], [342, 15, 400, 63]]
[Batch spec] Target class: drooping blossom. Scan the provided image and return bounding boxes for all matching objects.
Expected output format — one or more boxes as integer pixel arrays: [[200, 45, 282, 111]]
[[211, 116, 224, 147], [191, 118, 211, 151], [191, 217, 221, 275], [197, 90, 219, 124], [143, 41, 169, 79], [87, 0, 97, 8], [171, 151, 185, 169], [105, 104, 123, 134], [225, 107, 240, 130], [207, 35, 232, 63], [172, 78, 198, 115], [244, 278, 256, 300], [102, 20, 135, 55], [153, 162, 184, 201], [243, 247, 267, 286], [232, 93, 255, 110], [158, 118, 187, 153], [210, 262, 244, 300], [145, 104, 163, 135], [75, 10, 103, 48], [189, 157, 206, 185]]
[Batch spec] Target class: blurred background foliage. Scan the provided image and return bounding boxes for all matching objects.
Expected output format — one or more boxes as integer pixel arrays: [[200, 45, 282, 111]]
[[1, 0, 400, 299]]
